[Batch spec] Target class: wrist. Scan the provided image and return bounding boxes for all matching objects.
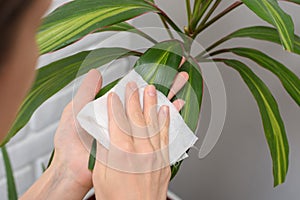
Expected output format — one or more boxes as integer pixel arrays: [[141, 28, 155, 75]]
[[44, 161, 90, 199], [21, 157, 90, 200], [48, 154, 92, 194]]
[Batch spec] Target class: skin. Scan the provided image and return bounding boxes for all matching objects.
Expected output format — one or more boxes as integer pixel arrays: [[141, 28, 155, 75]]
[[0, 0, 190, 199], [93, 83, 171, 200], [0, 0, 52, 141]]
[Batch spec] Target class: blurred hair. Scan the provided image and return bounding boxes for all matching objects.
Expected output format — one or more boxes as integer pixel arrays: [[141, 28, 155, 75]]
[[0, 0, 35, 65]]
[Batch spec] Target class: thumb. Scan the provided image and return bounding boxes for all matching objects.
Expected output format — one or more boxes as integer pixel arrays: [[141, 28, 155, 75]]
[[73, 69, 102, 115]]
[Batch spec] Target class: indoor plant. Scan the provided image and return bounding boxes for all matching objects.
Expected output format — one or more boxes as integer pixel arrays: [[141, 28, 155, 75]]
[[1, 0, 300, 199]]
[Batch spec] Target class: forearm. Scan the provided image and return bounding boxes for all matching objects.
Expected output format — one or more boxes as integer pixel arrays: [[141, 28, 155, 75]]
[[20, 160, 90, 200]]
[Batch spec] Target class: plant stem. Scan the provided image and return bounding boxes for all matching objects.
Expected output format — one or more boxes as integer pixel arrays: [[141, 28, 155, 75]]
[[134, 29, 158, 44], [192, 1, 242, 38], [186, 0, 192, 24], [191, 0, 213, 31], [158, 12, 183, 34], [159, 15, 175, 39], [199, 0, 221, 26], [147, 2, 183, 34], [202, 48, 230, 59], [195, 35, 229, 59]]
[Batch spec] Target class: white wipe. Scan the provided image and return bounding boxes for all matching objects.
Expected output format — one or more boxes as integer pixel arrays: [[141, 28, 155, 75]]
[[77, 69, 198, 165]]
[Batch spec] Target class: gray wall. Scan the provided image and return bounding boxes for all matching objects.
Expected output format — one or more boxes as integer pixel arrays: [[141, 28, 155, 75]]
[[133, 1, 300, 199]]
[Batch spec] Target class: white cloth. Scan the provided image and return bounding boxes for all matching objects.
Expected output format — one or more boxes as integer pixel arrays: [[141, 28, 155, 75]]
[[77, 69, 198, 165]]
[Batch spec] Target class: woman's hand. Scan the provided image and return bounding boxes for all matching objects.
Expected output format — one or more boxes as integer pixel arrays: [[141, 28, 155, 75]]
[[92, 72, 188, 200], [21, 69, 103, 200], [52, 69, 103, 190]]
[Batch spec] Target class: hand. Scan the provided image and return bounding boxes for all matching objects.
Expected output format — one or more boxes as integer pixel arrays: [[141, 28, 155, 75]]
[[92, 72, 188, 200], [52, 70, 102, 190], [21, 69, 102, 200]]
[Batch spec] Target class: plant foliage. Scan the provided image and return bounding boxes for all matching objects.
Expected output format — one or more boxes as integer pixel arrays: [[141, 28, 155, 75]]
[[3, 1, 300, 197]]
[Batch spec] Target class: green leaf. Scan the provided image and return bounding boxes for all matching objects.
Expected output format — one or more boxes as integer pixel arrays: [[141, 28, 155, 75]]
[[0, 48, 139, 146], [38, 0, 158, 54], [46, 150, 55, 169], [228, 26, 300, 55], [169, 58, 203, 179], [96, 22, 137, 32], [134, 40, 184, 96], [229, 48, 300, 106], [175, 58, 203, 131], [95, 22, 157, 44], [95, 79, 121, 99], [222, 59, 289, 186], [284, 0, 300, 4], [134, 41, 203, 179], [88, 139, 97, 171], [241, 0, 294, 51], [1, 146, 18, 200]]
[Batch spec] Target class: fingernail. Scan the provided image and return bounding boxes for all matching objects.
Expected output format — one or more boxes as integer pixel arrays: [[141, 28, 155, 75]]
[[163, 106, 169, 116], [179, 99, 185, 107], [147, 85, 156, 97], [128, 81, 137, 90]]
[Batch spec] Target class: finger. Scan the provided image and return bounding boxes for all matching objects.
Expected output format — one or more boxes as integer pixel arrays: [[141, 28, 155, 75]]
[[158, 106, 170, 163], [179, 57, 186, 68], [143, 85, 160, 150], [108, 92, 133, 152], [172, 99, 185, 111], [167, 72, 189, 100], [73, 69, 102, 114], [125, 82, 146, 134], [125, 82, 154, 153]]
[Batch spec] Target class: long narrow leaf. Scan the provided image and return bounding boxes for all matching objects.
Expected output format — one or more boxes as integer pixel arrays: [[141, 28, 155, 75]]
[[198, 26, 300, 59], [1, 48, 140, 146], [95, 22, 158, 44], [1, 146, 18, 200], [241, 0, 294, 51], [229, 48, 300, 106], [38, 0, 158, 54], [88, 139, 97, 171], [228, 26, 300, 55], [175, 58, 203, 132], [221, 59, 289, 186], [169, 58, 204, 179], [134, 40, 184, 95], [284, 0, 300, 4]]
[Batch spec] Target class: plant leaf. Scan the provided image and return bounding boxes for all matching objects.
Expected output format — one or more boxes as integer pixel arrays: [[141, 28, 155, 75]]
[[222, 59, 289, 186], [229, 48, 300, 106], [241, 0, 294, 51], [284, 0, 300, 4], [169, 58, 204, 179], [0, 48, 139, 146], [227, 26, 300, 55], [95, 22, 157, 44], [175, 58, 203, 132], [88, 139, 97, 171], [38, 0, 158, 54], [134, 40, 184, 95], [1, 146, 18, 200]]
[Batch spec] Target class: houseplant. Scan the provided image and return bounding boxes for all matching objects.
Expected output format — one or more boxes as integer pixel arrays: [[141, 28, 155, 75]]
[[1, 0, 300, 199]]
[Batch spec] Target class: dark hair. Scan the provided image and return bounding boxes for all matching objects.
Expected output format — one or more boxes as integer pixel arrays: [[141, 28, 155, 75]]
[[0, 0, 35, 65]]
